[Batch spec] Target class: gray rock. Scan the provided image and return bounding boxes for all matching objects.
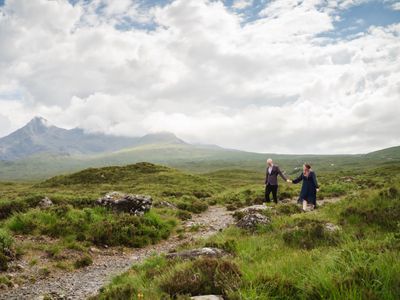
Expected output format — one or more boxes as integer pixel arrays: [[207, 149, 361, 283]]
[[191, 296, 224, 300], [237, 205, 270, 214], [89, 247, 101, 254], [325, 222, 340, 232], [154, 201, 176, 209], [236, 213, 271, 230], [166, 247, 227, 260], [96, 192, 152, 215], [38, 197, 53, 208]]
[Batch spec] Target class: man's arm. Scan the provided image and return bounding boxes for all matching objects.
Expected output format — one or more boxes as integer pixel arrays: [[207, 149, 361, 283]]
[[265, 169, 269, 184], [277, 166, 288, 181]]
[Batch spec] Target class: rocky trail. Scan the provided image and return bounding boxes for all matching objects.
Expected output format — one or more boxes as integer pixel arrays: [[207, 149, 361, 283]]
[[0, 206, 234, 300], [0, 197, 342, 300]]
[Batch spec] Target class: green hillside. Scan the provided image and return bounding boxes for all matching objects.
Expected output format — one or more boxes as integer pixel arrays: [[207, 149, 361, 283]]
[[0, 143, 266, 180], [366, 145, 400, 160], [2, 143, 400, 181]]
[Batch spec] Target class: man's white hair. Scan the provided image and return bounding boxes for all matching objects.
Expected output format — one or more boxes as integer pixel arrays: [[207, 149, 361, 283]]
[[267, 158, 273, 163]]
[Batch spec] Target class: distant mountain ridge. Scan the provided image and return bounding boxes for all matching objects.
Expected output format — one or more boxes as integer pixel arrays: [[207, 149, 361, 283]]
[[0, 117, 186, 161]]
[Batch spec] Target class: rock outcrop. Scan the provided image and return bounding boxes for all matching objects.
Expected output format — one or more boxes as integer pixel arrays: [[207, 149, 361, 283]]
[[38, 197, 53, 208], [96, 192, 152, 215], [324, 222, 341, 232], [237, 204, 271, 215], [166, 247, 227, 260], [236, 213, 271, 230]]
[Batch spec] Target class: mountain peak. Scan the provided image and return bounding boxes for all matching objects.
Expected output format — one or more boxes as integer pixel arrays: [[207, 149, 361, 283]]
[[28, 116, 51, 127], [139, 131, 186, 145], [23, 116, 53, 135]]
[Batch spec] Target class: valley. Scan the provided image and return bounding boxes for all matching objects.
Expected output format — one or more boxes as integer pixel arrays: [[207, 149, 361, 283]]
[[0, 153, 399, 299]]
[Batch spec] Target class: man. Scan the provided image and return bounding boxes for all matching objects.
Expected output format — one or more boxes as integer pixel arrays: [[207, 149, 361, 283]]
[[265, 158, 291, 204]]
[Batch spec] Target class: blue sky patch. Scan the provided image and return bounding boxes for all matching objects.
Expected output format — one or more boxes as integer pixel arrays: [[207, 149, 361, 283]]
[[321, 1, 400, 39]]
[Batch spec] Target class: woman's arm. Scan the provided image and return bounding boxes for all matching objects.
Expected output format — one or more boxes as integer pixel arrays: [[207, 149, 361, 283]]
[[292, 173, 303, 184]]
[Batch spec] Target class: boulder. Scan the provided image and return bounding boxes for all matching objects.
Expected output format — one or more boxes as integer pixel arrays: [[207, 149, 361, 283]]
[[166, 247, 227, 260], [236, 213, 271, 230], [96, 192, 152, 215], [191, 296, 224, 300], [38, 197, 53, 208]]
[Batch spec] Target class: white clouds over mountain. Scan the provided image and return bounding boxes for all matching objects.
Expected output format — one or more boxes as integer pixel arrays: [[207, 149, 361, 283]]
[[0, 0, 399, 153]]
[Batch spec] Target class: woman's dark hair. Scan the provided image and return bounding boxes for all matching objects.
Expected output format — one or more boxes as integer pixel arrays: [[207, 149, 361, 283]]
[[304, 163, 311, 170]]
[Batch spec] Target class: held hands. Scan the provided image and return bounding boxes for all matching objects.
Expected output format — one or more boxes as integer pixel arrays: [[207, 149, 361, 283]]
[[286, 179, 292, 183]]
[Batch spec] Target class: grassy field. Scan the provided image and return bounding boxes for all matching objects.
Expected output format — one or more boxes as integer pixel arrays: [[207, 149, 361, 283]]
[[0, 151, 399, 298], [91, 163, 400, 300]]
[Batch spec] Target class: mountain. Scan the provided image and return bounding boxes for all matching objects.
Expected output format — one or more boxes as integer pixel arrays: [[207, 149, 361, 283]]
[[0, 117, 184, 161], [0, 117, 399, 181]]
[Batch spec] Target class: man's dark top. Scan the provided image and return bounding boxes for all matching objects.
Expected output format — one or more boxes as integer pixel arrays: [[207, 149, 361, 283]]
[[265, 165, 288, 186]]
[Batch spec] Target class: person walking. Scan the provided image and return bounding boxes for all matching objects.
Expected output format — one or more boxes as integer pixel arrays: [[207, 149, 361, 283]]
[[265, 158, 291, 204], [291, 163, 320, 211]]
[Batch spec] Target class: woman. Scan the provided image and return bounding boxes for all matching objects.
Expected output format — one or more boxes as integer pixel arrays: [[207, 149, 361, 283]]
[[292, 164, 319, 211]]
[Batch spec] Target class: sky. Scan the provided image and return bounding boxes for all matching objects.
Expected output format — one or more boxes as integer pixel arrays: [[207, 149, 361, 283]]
[[0, 0, 399, 154]]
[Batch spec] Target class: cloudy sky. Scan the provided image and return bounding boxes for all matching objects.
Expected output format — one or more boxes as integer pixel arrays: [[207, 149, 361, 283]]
[[0, 0, 399, 154]]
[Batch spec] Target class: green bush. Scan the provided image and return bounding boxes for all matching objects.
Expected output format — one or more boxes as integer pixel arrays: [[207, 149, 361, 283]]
[[282, 219, 340, 250], [0, 229, 13, 254], [252, 274, 301, 299], [176, 199, 208, 214], [276, 203, 302, 215], [90, 212, 175, 247], [6, 207, 176, 248], [0, 199, 27, 220], [160, 258, 241, 297], [0, 253, 8, 271], [204, 239, 238, 254], [74, 255, 93, 269], [322, 183, 353, 197], [0, 194, 44, 220], [176, 210, 192, 220], [340, 189, 400, 230]]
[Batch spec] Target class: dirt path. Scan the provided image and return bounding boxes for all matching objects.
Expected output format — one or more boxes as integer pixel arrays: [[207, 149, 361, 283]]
[[0, 206, 234, 300]]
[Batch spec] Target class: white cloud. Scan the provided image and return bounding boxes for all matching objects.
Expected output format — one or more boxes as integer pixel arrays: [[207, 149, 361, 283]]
[[0, 0, 399, 154], [232, 0, 253, 10], [391, 2, 400, 11]]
